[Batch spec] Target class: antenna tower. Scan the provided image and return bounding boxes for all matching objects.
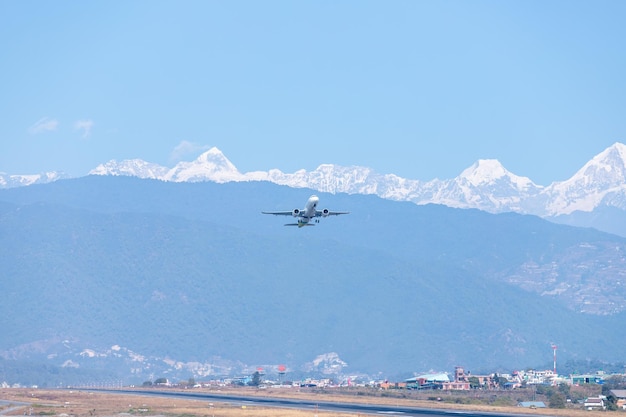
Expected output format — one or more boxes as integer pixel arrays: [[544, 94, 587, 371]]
[[551, 344, 557, 375]]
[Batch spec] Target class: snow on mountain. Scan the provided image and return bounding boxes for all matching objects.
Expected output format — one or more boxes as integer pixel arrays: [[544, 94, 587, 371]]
[[414, 159, 544, 213], [90, 148, 254, 183], [90, 159, 169, 179], [264, 164, 424, 201], [0, 171, 69, 188], [458, 159, 535, 189], [259, 158, 546, 214], [543, 142, 626, 215], [6, 143, 626, 220], [259, 145, 624, 217], [164, 147, 247, 183]]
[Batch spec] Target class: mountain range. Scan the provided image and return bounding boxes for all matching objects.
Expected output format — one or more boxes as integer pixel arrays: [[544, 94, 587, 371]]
[[1, 175, 626, 386], [3, 143, 625, 237]]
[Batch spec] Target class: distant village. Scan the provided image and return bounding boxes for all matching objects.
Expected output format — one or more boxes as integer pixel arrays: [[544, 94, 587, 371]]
[[3, 364, 626, 411], [122, 364, 626, 412]]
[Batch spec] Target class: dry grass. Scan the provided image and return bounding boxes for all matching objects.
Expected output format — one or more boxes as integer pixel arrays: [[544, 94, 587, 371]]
[[0, 389, 352, 417], [0, 387, 612, 417]]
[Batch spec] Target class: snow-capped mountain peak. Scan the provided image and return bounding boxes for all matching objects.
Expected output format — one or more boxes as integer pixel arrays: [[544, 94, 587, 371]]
[[4, 142, 626, 228], [164, 147, 243, 183], [544, 142, 626, 215], [88, 147, 244, 183], [460, 159, 507, 185], [422, 158, 543, 213], [459, 159, 536, 189], [609, 141, 626, 160], [90, 159, 169, 179], [198, 147, 237, 168], [0, 171, 69, 188], [584, 142, 626, 182]]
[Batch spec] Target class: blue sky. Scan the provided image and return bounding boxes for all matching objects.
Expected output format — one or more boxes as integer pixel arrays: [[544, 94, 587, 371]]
[[1, 1, 625, 185]]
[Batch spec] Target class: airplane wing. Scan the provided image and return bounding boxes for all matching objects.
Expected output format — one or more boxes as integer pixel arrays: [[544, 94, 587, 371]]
[[315, 210, 350, 217], [261, 211, 295, 216]]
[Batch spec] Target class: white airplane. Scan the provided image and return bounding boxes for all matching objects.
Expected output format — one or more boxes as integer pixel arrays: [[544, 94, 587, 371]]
[[262, 194, 349, 227]]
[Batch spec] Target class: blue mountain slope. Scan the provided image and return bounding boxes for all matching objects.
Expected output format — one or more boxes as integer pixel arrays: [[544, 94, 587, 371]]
[[1, 177, 625, 380], [3, 176, 620, 260], [549, 205, 626, 238]]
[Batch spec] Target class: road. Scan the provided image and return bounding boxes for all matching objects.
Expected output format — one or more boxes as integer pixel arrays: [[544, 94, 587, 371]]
[[95, 389, 540, 417]]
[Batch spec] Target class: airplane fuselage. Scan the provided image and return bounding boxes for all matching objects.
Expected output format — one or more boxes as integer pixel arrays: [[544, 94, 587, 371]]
[[299, 195, 320, 226]]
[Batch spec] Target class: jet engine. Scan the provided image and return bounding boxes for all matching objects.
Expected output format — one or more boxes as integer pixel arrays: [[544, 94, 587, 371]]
[[292, 209, 300, 217], [322, 208, 330, 217]]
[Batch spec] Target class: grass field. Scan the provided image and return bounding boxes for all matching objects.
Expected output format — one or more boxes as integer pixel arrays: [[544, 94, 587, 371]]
[[0, 387, 611, 417]]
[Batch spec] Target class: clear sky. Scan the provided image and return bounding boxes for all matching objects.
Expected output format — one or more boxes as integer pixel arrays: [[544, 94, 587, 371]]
[[1, 1, 625, 185]]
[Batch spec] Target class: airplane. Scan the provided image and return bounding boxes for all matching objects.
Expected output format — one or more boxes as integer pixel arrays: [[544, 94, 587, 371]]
[[262, 194, 349, 227]]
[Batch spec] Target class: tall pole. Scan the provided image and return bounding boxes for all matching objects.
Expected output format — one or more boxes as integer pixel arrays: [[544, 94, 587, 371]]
[[552, 344, 557, 375]]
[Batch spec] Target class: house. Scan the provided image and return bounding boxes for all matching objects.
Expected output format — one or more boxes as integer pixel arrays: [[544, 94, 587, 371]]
[[442, 381, 470, 390], [610, 390, 626, 410], [517, 369, 556, 385], [379, 381, 407, 389], [583, 396, 606, 410], [405, 372, 449, 389], [453, 366, 495, 389]]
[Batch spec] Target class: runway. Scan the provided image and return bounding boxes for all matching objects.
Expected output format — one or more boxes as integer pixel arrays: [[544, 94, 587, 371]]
[[96, 389, 536, 417]]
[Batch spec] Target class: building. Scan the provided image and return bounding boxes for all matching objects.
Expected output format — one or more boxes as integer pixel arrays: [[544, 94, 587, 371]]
[[610, 390, 626, 410], [453, 366, 495, 389], [405, 372, 449, 389], [442, 381, 470, 390], [517, 369, 557, 385], [583, 396, 606, 410], [571, 373, 605, 385]]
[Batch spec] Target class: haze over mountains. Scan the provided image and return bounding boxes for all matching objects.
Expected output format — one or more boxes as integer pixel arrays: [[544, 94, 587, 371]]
[[2, 177, 626, 385], [1, 145, 625, 386], [3, 143, 625, 237]]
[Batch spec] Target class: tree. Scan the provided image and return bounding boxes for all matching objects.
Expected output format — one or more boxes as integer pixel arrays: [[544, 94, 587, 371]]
[[548, 392, 566, 409], [154, 377, 168, 385], [493, 374, 509, 388], [248, 371, 261, 387], [468, 376, 480, 389], [603, 375, 626, 392], [604, 392, 618, 411]]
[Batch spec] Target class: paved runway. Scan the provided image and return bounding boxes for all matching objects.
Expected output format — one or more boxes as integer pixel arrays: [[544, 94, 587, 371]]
[[99, 389, 535, 417]]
